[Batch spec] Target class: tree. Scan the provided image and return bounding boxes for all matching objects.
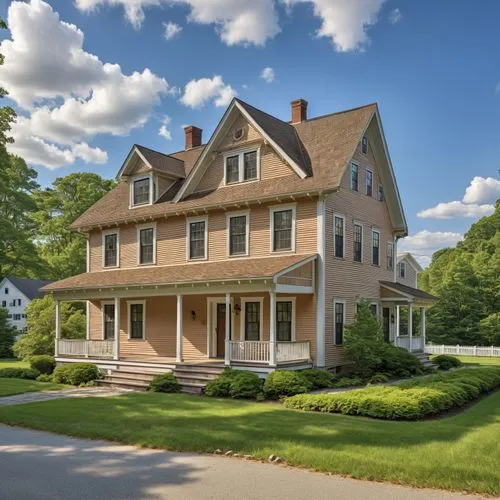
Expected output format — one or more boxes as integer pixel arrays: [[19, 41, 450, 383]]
[[0, 308, 16, 358], [12, 295, 86, 359], [32, 173, 115, 279]]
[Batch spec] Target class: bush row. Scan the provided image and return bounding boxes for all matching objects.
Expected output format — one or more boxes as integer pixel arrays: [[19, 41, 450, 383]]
[[52, 363, 103, 385], [432, 355, 462, 370], [283, 367, 500, 420], [0, 367, 40, 380]]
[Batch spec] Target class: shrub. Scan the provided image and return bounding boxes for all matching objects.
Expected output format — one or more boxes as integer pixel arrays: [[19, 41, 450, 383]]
[[53, 363, 102, 385], [283, 367, 500, 420], [0, 308, 16, 358], [36, 374, 53, 383], [369, 373, 390, 384], [0, 367, 39, 379], [30, 355, 56, 375], [432, 355, 462, 371], [331, 376, 365, 388], [148, 373, 181, 393], [301, 369, 333, 389], [263, 370, 312, 399], [229, 371, 262, 399], [204, 368, 239, 397]]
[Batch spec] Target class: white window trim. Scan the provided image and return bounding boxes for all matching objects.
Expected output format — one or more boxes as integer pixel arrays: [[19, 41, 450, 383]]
[[136, 222, 157, 266], [223, 146, 261, 185], [333, 299, 346, 345], [371, 228, 380, 266], [387, 241, 394, 270], [365, 168, 373, 196], [129, 174, 158, 209], [353, 221, 363, 263], [400, 261, 406, 278], [102, 229, 120, 269], [101, 300, 115, 341], [270, 203, 297, 254], [240, 297, 264, 341], [333, 213, 345, 259], [127, 300, 146, 340], [226, 210, 250, 258], [350, 162, 359, 191], [186, 215, 208, 261], [276, 297, 296, 341]]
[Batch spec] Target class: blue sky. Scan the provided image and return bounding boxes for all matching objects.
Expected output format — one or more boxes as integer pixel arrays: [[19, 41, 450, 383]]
[[0, 0, 499, 265]]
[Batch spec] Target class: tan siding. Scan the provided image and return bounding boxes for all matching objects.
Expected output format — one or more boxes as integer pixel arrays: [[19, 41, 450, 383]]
[[89, 230, 101, 272], [88, 300, 102, 340]]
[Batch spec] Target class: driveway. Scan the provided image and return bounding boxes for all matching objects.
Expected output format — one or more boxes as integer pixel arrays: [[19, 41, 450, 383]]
[[0, 425, 486, 500]]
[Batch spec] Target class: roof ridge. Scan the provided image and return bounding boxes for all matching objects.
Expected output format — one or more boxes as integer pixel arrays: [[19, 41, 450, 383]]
[[235, 98, 297, 130], [135, 144, 185, 163], [292, 102, 377, 125]]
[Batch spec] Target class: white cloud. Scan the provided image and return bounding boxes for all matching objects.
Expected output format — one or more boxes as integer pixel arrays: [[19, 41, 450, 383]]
[[158, 115, 172, 140], [388, 8, 402, 24], [496, 83, 500, 93], [260, 67, 275, 83], [283, 0, 386, 52], [463, 176, 500, 204], [180, 75, 237, 108], [0, 1, 170, 169], [163, 21, 182, 40], [399, 230, 463, 267]]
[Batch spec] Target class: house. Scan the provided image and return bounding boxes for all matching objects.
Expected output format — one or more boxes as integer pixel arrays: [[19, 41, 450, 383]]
[[42, 98, 437, 388], [397, 252, 423, 289], [0, 276, 53, 333]]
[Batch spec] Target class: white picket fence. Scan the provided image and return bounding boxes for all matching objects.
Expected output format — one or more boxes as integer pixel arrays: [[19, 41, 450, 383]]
[[425, 344, 500, 357]]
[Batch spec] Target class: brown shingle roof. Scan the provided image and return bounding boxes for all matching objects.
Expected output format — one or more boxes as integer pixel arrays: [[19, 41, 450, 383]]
[[42, 254, 316, 292], [71, 102, 376, 230], [134, 145, 186, 178], [379, 281, 438, 301]]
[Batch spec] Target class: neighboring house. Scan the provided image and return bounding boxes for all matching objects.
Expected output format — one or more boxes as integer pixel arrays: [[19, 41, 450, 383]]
[[43, 98, 437, 380], [0, 276, 53, 332], [397, 252, 424, 289]]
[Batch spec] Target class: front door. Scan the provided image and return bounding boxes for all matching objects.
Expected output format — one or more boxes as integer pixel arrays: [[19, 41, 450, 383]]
[[382, 307, 391, 342], [216, 303, 227, 357]]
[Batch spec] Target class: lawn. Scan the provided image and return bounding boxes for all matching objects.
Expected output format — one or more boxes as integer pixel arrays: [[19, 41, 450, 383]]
[[454, 356, 500, 366], [0, 378, 67, 397], [0, 359, 30, 369], [0, 392, 498, 494]]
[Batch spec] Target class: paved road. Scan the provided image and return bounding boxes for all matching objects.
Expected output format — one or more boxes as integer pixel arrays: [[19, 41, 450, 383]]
[[0, 425, 486, 500]]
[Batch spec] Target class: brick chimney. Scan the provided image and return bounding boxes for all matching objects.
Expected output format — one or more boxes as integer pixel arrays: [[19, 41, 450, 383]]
[[291, 99, 308, 124], [184, 126, 202, 150]]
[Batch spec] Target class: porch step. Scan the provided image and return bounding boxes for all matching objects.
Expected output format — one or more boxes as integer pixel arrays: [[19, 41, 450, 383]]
[[97, 378, 149, 391], [173, 363, 225, 394], [410, 351, 435, 368]]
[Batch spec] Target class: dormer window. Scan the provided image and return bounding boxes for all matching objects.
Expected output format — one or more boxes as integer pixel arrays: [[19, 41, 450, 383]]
[[362, 135, 368, 154], [224, 148, 260, 185], [130, 175, 157, 208]]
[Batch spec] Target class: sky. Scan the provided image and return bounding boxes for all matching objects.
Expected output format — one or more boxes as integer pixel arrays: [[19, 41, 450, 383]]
[[0, 0, 499, 266]]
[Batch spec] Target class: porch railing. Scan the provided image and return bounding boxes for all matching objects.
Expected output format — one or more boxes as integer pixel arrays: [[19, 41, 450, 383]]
[[228, 340, 310, 364], [57, 339, 115, 358], [395, 336, 424, 352], [276, 341, 311, 363]]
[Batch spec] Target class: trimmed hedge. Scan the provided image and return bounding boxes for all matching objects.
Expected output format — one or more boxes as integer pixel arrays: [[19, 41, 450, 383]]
[[30, 355, 56, 375], [432, 355, 462, 371], [0, 367, 39, 380], [204, 369, 262, 399], [148, 373, 181, 393], [36, 374, 53, 383], [301, 369, 333, 389], [283, 367, 500, 420], [52, 363, 102, 386], [264, 370, 312, 399]]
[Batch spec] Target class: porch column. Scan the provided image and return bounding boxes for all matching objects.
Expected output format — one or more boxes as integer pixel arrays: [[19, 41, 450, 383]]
[[86, 301, 90, 340], [55, 299, 61, 357], [114, 297, 120, 360], [224, 293, 231, 366], [176, 295, 183, 362], [269, 291, 277, 366], [421, 307, 426, 347], [408, 304, 413, 351], [395, 305, 400, 345]]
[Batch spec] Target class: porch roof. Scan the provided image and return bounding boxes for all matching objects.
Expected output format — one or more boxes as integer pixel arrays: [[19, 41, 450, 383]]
[[379, 281, 438, 303], [42, 254, 317, 293]]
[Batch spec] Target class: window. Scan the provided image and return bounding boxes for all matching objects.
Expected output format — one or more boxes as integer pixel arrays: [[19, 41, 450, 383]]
[[378, 184, 384, 202], [369, 303, 378, 316], [372, 229, 380, 266], [1, 301, 5, 307], [133, 177, 150, 206], [188, 217, 207, 260], [21, 314, 26, 319], [353, 223, 363, 262], [334, 300, 345, 345], [366, 169, 373, 197], [271, 205, 296, 252], [4, 288, 8, 294], [400, 261, 406, 279], [103, 231, 119, 268], [387, 242, 394, 270], [129, 302, 145, 339], [17, 299, 21, 306], [244, 302, 261, 341], [334, 214, 345, 258], [228, 212, 249, 256], [103, 304, 115, 340], [138, 226, 155, 265], [13, 314, 21, 321], [361, 135, 368, 154], [350, 163, 359, 191], [276, 300, 295, 341], [7, 314, 12, 319], [224, 148, 259, 184]]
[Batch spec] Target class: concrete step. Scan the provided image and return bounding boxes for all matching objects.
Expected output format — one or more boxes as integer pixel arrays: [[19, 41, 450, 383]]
[[97, 378, 148, 391], [180, 382, 205, 395], [175, 364, 225, 375]]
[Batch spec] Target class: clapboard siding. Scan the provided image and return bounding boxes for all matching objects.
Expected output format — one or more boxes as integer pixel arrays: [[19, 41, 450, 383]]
[[397, 258, 418, 288]]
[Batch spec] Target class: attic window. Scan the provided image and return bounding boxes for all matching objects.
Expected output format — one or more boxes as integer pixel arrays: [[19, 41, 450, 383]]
[[233, 128, 244, 141], [362, 135, 368, 154], [130, 175, 157, 207], [224, 148, 259, 185]]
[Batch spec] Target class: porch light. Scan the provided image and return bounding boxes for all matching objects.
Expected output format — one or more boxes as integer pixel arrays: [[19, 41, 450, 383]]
[[191, 310, 197, 321]]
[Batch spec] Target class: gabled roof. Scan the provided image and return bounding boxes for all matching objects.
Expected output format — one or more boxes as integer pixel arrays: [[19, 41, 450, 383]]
[[380, 281, 437, 302], [2, 276, 53, 300], [397, 253, 424, 273]]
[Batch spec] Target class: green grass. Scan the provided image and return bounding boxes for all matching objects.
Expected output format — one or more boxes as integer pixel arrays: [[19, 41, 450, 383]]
[[430, 355, 500, 366], [0, 392, 498, 494], [0, 378, 67, 397], [0, 359, 29, 369]]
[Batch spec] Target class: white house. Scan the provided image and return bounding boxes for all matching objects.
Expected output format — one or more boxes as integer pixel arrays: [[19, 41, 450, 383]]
[[396, 253, 424, 289], [0, 276, 53, 332]]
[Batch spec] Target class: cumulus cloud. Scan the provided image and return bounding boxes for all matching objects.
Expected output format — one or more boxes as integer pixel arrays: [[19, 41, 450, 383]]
[[388, 8, 402, 24], [283, 0, 386, 52], [399, 230, 463, 267], [158, 115, 172, 140], [463, 176, 500, 204], [260, 67, 275, 83], [163, 21, 182, 40], [0, 1, 170, 169], [180, 75, 237, 108]]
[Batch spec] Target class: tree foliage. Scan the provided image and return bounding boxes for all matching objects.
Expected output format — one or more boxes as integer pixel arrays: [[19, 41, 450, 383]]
[[0, 307, 16, 358], [420, 201, 500, 345]]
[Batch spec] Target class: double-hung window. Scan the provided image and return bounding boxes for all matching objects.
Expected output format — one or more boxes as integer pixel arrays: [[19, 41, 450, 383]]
[[103, 231, 119, 268], [225, 155, 239, 184], [188, 217, 207, 260], [353, 223, 363, 262], [133, 177, 150, 205], [228, 212, 249, 256], [271, 206, 295, 252], [276, 300, 294, 341], [350, 163, 359, 191], [387, 242, 394, 270], [138, 225, 155, 265], [400, 261, 406, 279], [378, 184, 384, 202], [129, 302, 145, 339], [334, 214, 345, 258], [334, 300, 345, 345], [224, 149, 259, 185], [361, 135, 368, 154], [372, 229, 380, 266], [366, 169, 373, 197], [103, 303, 115, 340], [244, 302, 261, 341]]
